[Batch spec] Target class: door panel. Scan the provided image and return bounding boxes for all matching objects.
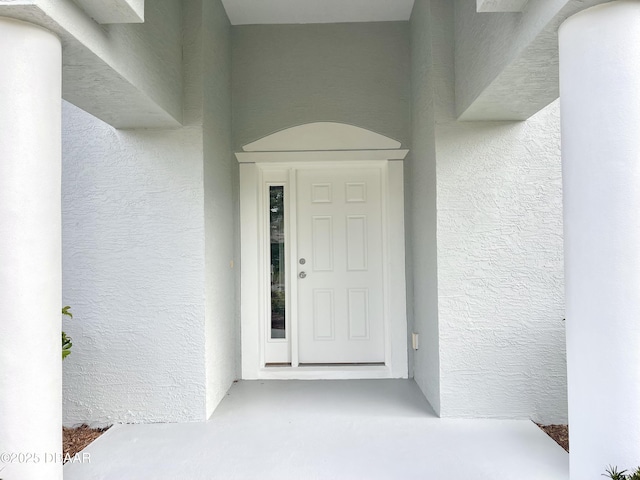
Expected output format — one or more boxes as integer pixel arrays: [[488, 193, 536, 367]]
[[312, 216, 333, 271], [297, 168, 385, 364]]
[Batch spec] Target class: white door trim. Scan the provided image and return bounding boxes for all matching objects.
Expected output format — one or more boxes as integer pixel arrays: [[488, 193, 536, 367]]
[[238, 122, 407, 380], [236, 149, 409, 163], [240, 160, 408, 380]]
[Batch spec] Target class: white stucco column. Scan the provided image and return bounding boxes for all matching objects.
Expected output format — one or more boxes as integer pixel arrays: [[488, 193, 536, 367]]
[[0, 17, 62, 480], [559, 2, 640, 478]]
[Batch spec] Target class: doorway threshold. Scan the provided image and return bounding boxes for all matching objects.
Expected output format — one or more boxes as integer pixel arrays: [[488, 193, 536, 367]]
[[256, 364, 396, 380], [299, 362, 386, 367]]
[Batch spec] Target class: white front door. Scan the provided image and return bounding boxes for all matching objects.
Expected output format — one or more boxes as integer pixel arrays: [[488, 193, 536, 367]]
[[296, 167, 385, 364], [239, 158, 408, 380]]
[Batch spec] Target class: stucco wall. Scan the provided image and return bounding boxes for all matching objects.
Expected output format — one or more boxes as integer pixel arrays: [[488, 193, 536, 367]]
[[436, 104, 567, 422], [232, 22, 411, 149], [201, 0, 237, 417], [417, 0, 568, 422], [62, 0, 236, 425], [59, 0, 565, 423], [0, 0, 186, 127], [61, 102, 207, 425], [47, 0, 184, 124], [453, 0, 566, 117], [453, 0, 611, 121], [408, 0, 441, 414]]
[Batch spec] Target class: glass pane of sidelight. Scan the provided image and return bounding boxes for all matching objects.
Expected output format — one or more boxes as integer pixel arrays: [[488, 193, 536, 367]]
[[269, 186, 286, 339]]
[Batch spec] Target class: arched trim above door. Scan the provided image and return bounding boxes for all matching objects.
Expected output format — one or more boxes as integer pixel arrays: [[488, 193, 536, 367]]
[[236, 122, 409, 163], [237, 121, 409, 380]]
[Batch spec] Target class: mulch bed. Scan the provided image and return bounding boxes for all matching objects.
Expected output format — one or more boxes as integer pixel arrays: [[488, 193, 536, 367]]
[[63, 425, 110, 459], [536, 423, 569, 452]]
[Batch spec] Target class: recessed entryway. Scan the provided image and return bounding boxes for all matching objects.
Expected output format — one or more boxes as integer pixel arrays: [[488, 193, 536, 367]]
[[238, 123, 409, 379]]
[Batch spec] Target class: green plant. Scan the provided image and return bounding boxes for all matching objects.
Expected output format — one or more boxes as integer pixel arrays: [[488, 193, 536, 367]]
[[604, 466, 640, 480], [62, 306, 73, 360], [271, 289, 285, 314]]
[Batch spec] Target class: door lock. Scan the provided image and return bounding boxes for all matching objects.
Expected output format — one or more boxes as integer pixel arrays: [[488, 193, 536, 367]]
[[299, 258, 306, 265], [299, 271, 307, 279]]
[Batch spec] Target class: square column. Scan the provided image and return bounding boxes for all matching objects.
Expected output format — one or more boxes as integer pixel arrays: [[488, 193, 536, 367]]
[[560, 1, 640, 478], [0, 17, 62, 480]]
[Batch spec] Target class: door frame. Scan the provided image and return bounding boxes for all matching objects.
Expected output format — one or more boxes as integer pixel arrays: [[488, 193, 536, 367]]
[[239, 159, 408, 380]]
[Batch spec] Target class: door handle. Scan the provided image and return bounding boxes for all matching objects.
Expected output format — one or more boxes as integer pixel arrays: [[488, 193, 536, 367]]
[[299, 271, 307, 279]]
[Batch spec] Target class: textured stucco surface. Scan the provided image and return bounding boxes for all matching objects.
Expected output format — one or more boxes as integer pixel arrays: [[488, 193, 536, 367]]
[[55, 0, 569, 425], [61, 101, 207, 425], [455, 0, 565, 118], [232, 22, 411, 150], [408, 0, 441, 414], [74, 0, 144, 24], [0, 0, 183, 127], [200, 0, 237, 417], [62, 0, 236, 425], [59, 0, 183, 125], [408, 0, 567, 422], [454, 0, 612, 121], [436, 103, 567, 422]]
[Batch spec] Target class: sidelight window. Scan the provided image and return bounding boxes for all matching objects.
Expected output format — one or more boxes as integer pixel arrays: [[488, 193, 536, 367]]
[[269, 185, 286, 339]]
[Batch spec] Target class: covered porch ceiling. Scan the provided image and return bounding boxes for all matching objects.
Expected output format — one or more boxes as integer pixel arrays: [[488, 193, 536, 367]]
[[220, 0, 416, 25]]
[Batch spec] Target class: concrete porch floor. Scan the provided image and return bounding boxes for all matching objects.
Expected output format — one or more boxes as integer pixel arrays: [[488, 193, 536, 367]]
[[64, 380, 568, 480]]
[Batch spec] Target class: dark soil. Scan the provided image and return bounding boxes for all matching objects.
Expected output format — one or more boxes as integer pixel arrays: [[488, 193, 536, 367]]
[[537, 423, 569, 452], [63, 425, 110, 460]]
